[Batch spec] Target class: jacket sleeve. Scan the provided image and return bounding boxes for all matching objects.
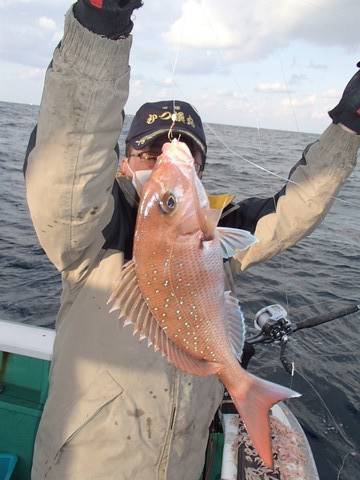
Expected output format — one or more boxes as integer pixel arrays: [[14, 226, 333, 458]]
[[221, 123, 360, 271], [25, 9, 131, 273]]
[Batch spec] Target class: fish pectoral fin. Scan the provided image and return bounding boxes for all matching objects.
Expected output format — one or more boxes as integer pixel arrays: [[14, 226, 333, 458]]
[[217, 227, 257, 259], [224, 292, 245, 360], [164, 338, 222, 376], [108, 260, 221, 376]]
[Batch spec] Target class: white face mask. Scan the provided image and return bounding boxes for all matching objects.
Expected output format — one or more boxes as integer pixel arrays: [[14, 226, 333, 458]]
[[131, 168, 153, 195], [121, 158, 153, 195]]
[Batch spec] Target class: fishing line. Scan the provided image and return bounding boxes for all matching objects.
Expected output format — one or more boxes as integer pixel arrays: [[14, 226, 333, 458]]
[[204, 122, 304, 185], [167, 0, 302, 188], [276, 25, 360, 215], [166, 73, 300, 195], [167, 9, 359, 470], [258, 359, 359, 467], [208, 3, 358, 212], [312, 229, 360, 252], [336, 450, 358, 480], [291, 339, 360, 358], [167, 7, 183, 142], [281, 333, 360, 360], [169, 51, 181, 141], [299, 341, 360, 358], [277, 50, 358, 209], [294, 368, 357, 451], [274, 48, 360, 328], [197, 0, 266, 161], [254, 360, 358, 479], [278, 54, 300, 133], [174, 2, 360, 331], [166, 5, 359, 216], [293, 365, 358, 480], [197, 0, 302, 189], [277, 247, 291, 316], [288, 298, 356, 314]]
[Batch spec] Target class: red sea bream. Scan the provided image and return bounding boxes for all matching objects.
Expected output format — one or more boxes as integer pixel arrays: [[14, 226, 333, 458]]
[[108, 140, 299, 468]]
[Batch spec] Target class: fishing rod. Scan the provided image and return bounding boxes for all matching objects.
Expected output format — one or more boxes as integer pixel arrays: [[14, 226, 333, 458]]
[[245, 302, 360, 374], [202, 302, 360, 480]]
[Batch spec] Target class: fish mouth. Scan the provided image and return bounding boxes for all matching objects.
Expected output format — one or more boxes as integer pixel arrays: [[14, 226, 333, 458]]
[[161, 140, 195, 168], [161, 146, 212, 239]]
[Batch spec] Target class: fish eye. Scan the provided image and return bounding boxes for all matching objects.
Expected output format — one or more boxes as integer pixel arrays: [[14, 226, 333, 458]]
[[159, 191, 177, 214]]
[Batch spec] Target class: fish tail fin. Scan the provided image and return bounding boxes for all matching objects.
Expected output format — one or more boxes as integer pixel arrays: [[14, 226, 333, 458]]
[[224, 368, 300, 469]]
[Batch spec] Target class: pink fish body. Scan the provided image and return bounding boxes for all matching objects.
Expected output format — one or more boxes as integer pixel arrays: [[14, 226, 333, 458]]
[[109, 140, 299, 468]]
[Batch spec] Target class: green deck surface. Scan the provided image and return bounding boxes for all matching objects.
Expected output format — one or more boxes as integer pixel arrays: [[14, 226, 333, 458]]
[[0, 350, 223, 480], [200, 433, 224, 480], [0, 351, 50, 480]]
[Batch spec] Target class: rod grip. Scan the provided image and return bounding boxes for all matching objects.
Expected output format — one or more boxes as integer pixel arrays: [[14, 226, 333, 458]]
[[294, 304, 359, 331]]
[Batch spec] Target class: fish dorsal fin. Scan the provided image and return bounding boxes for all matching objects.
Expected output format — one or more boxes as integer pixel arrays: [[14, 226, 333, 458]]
[[217, 227, 257, 259], [224, 291, 246, 360], [207, 193, 235, 210], [108, 260, 221, 376]]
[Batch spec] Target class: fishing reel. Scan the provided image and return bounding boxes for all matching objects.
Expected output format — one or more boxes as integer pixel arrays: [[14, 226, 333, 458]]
[[246, 304, 294, 374], [249, 304, 292, 344]]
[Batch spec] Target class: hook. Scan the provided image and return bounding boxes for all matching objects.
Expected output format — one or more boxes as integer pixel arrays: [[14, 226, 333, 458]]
[[168, 112, 177, 142]]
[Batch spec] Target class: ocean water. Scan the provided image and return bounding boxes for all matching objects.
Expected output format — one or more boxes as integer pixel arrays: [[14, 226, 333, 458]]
[[0, 99, 359, 478]]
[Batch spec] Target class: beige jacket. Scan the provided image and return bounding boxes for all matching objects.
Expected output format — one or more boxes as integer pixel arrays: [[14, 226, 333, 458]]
[[25, 9, 359, 480]]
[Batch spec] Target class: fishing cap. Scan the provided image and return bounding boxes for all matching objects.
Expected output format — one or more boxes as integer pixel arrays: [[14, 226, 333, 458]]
[[126, 100, 207, 159]]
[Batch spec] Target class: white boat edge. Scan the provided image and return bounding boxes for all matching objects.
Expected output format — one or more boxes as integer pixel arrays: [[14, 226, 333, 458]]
[[0, 319, 55, 361]]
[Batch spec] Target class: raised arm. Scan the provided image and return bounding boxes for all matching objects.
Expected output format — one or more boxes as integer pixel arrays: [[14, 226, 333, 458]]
[[220, 63, 360, 271], [24, 1, 142, 273]]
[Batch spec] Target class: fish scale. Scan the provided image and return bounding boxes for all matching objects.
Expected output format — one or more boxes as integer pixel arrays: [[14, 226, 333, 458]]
[[137, 236, 230, 363], [109, 139, 300, 469]]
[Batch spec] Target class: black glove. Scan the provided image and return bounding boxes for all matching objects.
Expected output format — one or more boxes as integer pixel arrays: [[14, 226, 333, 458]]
[[328, 61, 360, 134], [73, 0, 143, 39]]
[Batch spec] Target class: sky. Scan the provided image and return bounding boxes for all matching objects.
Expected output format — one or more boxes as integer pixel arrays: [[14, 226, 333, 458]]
[[0, 0, 359, 133]]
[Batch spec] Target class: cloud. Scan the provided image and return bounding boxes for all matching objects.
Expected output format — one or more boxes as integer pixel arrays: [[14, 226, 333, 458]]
[[0, 24, 53, 68], [165, 0, 360, 61], [0, 2, 67, 68], [51, 30, 63, 44], [0, 0, 31, 6], [0, 1, 68, 13], [164, 0, 236, 49], [38, 16, 56, 31], [311, 111, 328, 120], [18, 66, 45, 79], [0, 0, 353, 135], [289, 73, 308, 84], [282, 95, 317, 108], [308, 61, 328, 70], [321, 88, 342, 99], [255, 82, 290, 94], [173, 52, 225, 75]]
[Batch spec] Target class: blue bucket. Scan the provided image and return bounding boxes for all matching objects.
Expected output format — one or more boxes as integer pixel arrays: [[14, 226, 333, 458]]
[[0, 454, 17, 480]]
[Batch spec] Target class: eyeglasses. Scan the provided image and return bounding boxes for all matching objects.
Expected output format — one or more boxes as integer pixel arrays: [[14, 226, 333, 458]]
[[128, 152, 160, 163], [128, 151, 204, 174]]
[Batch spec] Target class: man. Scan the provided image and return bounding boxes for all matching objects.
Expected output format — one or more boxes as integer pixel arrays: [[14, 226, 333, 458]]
[[24, 1, 360, 479]]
